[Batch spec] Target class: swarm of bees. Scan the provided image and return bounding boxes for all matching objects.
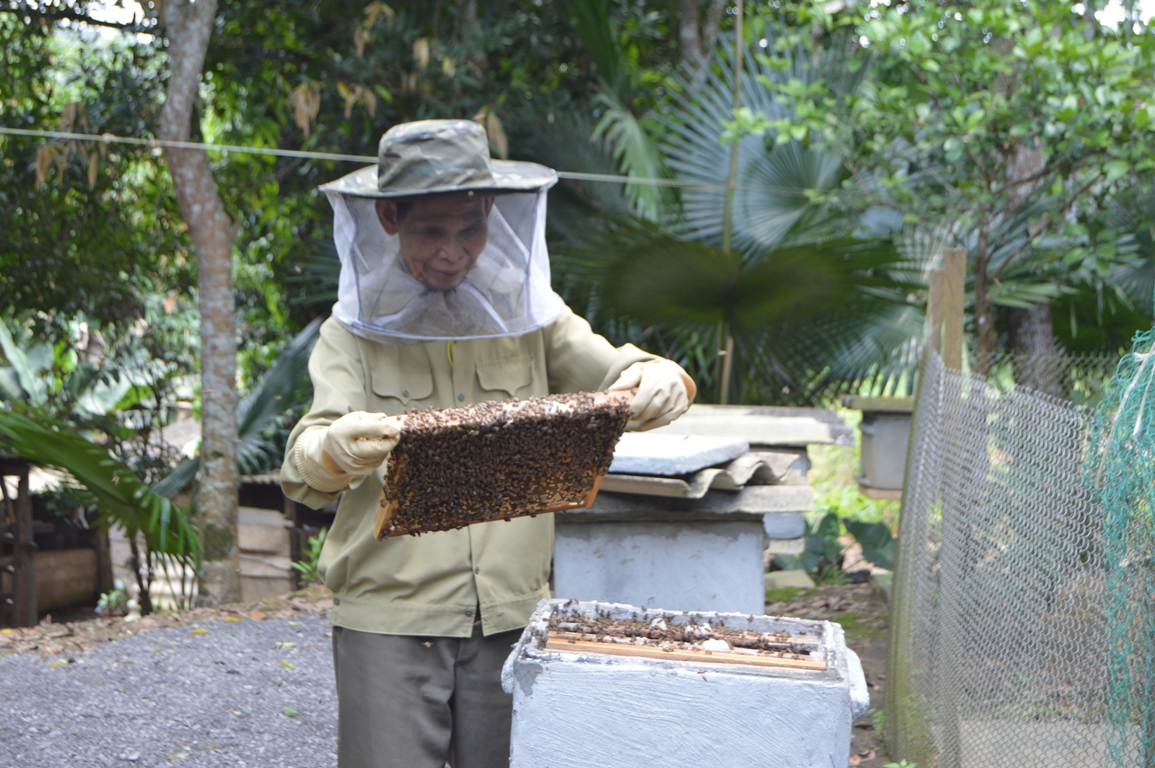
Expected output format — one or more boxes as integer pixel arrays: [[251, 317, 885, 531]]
[[375, 390, 633, 539]]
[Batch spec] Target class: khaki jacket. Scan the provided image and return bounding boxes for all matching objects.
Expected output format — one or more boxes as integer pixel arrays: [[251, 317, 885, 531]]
[[279, 307, 656, 637]]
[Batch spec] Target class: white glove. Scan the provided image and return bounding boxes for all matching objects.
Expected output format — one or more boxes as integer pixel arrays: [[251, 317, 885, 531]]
[[609, 360, 695, 431], [295, 412, 402, 492], [316, 411, 402, 475]]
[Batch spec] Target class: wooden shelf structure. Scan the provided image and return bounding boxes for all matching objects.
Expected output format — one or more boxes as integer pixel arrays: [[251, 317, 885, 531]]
[[0, 459, 36, 627]]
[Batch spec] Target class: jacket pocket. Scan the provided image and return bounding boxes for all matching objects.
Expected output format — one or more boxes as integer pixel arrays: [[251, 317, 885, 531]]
[[369, 357, 434, 409], [476, 356, 534, 399]]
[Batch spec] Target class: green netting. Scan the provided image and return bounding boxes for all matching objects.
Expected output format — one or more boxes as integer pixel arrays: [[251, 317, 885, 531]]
[[1085, 327, 1155, 768]]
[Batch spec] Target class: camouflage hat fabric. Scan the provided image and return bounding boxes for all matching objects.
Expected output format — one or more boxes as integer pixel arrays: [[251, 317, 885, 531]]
[[319, 119, 556, 198]]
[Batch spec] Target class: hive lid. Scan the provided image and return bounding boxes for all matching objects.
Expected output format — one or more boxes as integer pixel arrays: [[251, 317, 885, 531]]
[[650, 404, 853, 447], [607, 433, 749, 477]]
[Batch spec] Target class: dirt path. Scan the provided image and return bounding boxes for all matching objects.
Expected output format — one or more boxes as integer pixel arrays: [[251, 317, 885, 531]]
[[2, 584, 891, 767]]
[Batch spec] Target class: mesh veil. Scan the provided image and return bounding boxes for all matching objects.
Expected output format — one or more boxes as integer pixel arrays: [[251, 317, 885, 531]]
[[327, 187, 565, 342]]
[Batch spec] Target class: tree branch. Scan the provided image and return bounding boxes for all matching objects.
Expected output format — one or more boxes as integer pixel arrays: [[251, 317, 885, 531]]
[[0, 1, 149, 31]]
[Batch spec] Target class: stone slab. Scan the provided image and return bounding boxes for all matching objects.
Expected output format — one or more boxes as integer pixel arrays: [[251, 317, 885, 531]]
[[572, 485, 814, 518], [765, 537, 806, 555], [651, 404, 853, 446], [238, 523, 291, 556], [607, 433, 749, 476], [765, 569, 817, 590], [238, 506, 291, 528]]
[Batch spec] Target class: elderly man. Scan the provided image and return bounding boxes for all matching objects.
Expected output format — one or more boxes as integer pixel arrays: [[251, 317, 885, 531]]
[[280, 119, 695, 768]]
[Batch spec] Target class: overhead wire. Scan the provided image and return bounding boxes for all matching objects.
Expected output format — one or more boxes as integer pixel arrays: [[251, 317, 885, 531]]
[[0, 125, 815, 198]]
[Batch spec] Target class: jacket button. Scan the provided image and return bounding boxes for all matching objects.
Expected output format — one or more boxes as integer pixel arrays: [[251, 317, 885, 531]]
[[402, 389, 409, 397], [474, 567, 480, 575], [333, 598, 340, 606], [465, 608, 473, 616], [458, 394, 465, 401]]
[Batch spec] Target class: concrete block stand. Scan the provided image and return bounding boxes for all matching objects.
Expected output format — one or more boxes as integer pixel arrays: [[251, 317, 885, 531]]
[[503, 600, 870, 768], [553, 486, 811, 615]]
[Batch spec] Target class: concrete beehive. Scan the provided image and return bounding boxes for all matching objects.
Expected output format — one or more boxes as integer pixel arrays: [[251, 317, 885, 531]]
[[502, 599, 869, 768]]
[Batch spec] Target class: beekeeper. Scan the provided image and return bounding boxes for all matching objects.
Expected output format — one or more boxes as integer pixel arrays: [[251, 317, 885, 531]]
[[280, 119, 695, 768]]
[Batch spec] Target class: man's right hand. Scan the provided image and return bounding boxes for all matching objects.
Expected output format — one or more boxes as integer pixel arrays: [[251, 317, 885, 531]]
[[309, 411, 402, 478]]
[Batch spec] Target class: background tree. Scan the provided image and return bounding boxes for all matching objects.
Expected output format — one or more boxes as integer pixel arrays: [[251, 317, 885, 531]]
[[750, 0, 1155, 370], [158, 0, 241, 606]]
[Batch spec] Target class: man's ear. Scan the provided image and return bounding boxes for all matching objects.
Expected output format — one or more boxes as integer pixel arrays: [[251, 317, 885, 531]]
[[376, 199, 401, 235]]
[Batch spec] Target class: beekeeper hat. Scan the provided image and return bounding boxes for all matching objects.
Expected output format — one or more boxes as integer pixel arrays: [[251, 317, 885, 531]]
[[319, 118, 557, 198], [319, 118, 566, 343]]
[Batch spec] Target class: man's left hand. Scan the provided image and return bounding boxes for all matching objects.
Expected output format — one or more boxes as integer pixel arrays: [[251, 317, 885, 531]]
[[609, 360, 696, 431]]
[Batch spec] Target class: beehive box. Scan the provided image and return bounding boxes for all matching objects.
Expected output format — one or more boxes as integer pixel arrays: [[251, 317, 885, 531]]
[[503, 599, 869, 768], [375, 390, 633, 539]]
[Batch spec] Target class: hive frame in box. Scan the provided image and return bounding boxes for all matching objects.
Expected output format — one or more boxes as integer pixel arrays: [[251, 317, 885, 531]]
[[503, 599, 870, 768]]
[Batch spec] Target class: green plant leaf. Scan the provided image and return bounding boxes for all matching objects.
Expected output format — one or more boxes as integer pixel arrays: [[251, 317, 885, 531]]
[[843, 518, 896, 570], [0, 408, 200, 562]]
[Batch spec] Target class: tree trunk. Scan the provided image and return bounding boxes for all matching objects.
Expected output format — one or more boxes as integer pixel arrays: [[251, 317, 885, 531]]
[[973, 221, 997, 376], [680, 0, 726, 72], [680, 0, 703, 68], [1003, 138, 1060, 394], [1008, 303, 1061, 396], [158, 0, 241, 607]]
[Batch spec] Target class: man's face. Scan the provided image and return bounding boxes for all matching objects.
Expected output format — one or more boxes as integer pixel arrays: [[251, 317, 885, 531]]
[[376, 195, 494, 291]]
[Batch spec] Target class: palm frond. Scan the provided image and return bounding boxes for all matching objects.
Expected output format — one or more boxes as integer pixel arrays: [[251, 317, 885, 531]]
[[591, 93, 671, 221], [560, 215, 909, 335], [152, 317, 322, 494], [0, 408, 199, 563], [567, 0, 621, 92], [662, 32, 866, 253], [236, 316, 323, 475]]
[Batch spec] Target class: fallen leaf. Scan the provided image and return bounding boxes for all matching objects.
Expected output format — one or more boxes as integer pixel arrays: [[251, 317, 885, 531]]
[[48, 660, 62, 668], [1, 628, 13, 635], [166, 752, 189, 760], [282, 706, 299, 718], [281, 660, 294, 669], [250, 612, 267, 621], [224, 617, 243, 623], [190, 629, 209, 635], [275, 641, 296, 649], [288, 621, 302, 626]]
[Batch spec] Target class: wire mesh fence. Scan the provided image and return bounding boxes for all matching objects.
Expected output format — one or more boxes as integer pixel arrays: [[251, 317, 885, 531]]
[[886, 348, 1151, 768]]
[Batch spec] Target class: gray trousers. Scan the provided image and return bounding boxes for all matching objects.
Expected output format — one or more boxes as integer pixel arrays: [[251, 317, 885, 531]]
[[331, 623, 521, 768]]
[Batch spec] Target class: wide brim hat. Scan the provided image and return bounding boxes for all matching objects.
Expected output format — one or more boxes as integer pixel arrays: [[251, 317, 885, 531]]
[[319, 118, 557, 199]]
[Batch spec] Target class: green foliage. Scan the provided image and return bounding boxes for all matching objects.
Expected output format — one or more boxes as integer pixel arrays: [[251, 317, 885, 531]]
[[0, 13, 186, 325], [96, 578, 129, 617], [843, 518, 896, 572], [289, 527, 327, 587], [153, 317, 321, 497], [547, 34, 926, 404], [771, 0, 1155, 217], [0, 407, 200, 565], [777, 511, 844, 576], [748, 0, 1155, 357]]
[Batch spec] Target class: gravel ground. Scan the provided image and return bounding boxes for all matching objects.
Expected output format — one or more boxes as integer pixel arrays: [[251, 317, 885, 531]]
[[0, 614, 337, 767]]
